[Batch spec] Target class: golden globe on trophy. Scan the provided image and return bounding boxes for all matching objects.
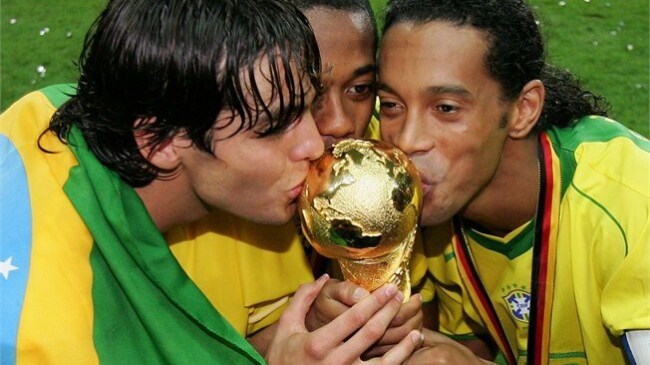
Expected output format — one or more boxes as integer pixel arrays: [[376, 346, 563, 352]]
[[298, 139, 422, 300]]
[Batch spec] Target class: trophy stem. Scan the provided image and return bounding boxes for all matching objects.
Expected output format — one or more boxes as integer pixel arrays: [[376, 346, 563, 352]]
[[337, 229, 416, 302]]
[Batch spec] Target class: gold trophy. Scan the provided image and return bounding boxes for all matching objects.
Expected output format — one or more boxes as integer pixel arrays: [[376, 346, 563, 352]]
[[298, 139, 422, 299]]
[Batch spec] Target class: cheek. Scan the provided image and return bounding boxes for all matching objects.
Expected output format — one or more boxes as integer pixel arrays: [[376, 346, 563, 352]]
[[361, 99, 376, 119], [446, 141, 501, 190], [436, 141, 482, 183], [351, 102, 374, 132], [379, 123, 400, 144], [343, 96, 372, 113], [233, 162, 282, 193]]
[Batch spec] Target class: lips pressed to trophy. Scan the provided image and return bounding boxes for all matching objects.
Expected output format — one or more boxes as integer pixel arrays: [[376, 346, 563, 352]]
[[298, 139, 422, 299]]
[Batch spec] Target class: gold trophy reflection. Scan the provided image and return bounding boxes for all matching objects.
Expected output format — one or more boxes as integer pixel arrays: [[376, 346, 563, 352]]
[[298, 139, 422, 300]]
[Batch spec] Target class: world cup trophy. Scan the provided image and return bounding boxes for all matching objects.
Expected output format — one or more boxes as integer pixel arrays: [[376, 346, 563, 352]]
[[298, 139, 422, 300]]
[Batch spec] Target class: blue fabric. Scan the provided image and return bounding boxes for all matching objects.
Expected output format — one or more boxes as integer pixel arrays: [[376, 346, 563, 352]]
[[0, 135, 32, 365]]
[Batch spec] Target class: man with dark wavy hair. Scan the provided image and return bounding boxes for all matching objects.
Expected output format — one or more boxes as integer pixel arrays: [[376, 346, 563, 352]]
[[164, 0, 427, 361], [377, 0, 650, 364], [0, 0, 423, 363]]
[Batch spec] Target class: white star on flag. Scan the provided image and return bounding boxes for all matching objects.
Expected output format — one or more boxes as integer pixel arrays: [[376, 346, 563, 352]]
[[0, 256, 19, 280]]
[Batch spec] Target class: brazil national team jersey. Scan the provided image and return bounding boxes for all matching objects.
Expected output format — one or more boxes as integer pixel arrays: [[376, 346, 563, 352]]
[[424, 116, 650, 365], [0, 85, 265, 365]]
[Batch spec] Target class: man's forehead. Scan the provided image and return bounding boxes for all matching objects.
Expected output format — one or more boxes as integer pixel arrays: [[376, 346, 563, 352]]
[[243, 55, 313, 96]]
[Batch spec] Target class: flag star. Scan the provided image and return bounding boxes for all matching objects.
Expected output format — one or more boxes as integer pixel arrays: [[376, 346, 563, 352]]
[[0, 256, 19, 280]]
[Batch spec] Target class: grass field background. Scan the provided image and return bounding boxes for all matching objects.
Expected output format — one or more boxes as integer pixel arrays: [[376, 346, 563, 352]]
[[1, 0, 648, 136]]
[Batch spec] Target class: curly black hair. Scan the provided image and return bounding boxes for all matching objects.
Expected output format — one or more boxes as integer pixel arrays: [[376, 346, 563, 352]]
[[287, 0, 378, 51], [384, 0, 609, 131]]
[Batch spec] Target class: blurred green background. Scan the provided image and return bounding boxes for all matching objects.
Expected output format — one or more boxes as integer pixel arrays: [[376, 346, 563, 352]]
[[1, 0, 648, 136]]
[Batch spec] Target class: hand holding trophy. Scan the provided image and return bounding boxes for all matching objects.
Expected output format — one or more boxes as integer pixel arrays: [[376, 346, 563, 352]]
[[298, 139, 422, 300]]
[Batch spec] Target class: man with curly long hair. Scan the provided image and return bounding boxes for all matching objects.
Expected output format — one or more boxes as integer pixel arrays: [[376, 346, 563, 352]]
[[377, 0, 649, 364]]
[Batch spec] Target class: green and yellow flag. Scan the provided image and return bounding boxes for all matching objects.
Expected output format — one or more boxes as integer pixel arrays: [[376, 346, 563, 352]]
[[0, 85, 265, 365]]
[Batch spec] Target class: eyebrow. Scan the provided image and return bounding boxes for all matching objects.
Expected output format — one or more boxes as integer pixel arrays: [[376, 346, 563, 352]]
[[261, 86, 316, 124], [377, 82, 396, 94], [352, 64, 376, 78], [425, 85, 471, 97], [377, 83, 471, 97]]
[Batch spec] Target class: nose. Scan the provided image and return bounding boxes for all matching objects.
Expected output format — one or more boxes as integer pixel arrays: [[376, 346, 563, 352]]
[[313, 92, 355, 140], [391, 111, 429, 157], [291, 108, 325, 162]]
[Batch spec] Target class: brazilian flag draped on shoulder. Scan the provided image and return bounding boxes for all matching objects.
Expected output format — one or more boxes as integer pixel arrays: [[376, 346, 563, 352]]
[[0, 84, 265, 365]]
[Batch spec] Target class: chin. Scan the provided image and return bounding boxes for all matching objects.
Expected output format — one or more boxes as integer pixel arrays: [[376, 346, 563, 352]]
[[420, 206, 453, 228], [279, 203, 298, 225], [251, 206, 295, 226]]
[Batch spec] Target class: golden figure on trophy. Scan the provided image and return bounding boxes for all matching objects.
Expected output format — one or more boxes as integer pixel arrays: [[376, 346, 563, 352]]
[[298, 139, 422, 300]]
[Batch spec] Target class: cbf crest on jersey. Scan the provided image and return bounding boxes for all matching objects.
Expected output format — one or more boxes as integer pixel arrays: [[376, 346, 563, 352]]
[[503, 289, 531, 322]]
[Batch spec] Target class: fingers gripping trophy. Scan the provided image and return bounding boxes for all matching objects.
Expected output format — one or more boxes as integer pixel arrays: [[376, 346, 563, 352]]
[[298, 139, 422, 300]]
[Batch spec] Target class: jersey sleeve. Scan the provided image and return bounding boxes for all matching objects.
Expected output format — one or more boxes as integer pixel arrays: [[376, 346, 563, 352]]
[[567, 131, 650, 337], [600, 209, 650, 336]]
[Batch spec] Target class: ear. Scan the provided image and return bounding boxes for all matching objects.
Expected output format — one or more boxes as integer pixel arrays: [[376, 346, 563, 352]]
[[508, 79, 544, 139], [133, 117, 182, 170]]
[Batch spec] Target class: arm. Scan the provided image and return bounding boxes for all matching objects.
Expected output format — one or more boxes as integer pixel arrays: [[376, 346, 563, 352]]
[[458, 337, 497, 361], [421, 299, 439, 331], [422, 294, 496, 361], [247, 322, 278, 357], [405, 329, 496, 365]]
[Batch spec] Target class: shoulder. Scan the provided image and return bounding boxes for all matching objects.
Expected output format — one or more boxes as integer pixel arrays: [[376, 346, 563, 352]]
[[550, 117, 649, 261], [548, 115, 649, 158], [548, 116, 650, 200], [0, 84, 76, 143]]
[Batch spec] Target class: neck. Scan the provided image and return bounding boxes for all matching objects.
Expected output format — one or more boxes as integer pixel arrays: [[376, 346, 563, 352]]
[[461, 134, 541, 236], [135, 173, 209, 233]]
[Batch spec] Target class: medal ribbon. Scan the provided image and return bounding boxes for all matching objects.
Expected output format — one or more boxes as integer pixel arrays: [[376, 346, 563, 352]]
[[452, 132, 558, 365]]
